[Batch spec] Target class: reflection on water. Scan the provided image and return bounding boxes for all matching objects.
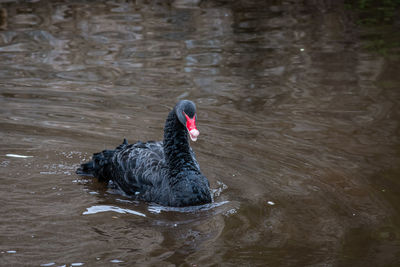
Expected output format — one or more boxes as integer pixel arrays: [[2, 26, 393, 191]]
[[148, 200, 230, 214], [83, 205, 146, 217], [0, 0, 400, 266]]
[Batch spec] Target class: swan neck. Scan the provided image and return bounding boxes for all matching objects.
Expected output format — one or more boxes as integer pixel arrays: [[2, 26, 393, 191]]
[[163, 109, 197, 174]]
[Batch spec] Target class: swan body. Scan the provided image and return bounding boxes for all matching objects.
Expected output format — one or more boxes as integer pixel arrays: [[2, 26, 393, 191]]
[[77, 100, 212, 207]]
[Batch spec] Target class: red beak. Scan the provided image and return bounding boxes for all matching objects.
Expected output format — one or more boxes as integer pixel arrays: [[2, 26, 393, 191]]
[[183, 112, 200, 141]]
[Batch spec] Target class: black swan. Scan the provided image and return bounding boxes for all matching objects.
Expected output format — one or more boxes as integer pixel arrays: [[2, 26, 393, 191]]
[[77, 100, 212, 207]]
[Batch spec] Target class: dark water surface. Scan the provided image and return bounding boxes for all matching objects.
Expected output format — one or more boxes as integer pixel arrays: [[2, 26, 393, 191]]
[[1, 0, 400, 266]]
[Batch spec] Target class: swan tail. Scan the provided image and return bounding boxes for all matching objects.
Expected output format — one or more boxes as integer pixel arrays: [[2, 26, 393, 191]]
[[76, 160, 95, 176], [76, 149, 115, 181], [76, 139, 129, 180]]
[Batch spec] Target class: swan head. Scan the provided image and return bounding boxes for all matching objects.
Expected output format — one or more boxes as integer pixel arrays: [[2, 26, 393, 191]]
[[175, 100, 200, 142]]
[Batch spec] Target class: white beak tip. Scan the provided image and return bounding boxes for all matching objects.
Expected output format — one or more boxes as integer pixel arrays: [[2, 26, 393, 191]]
[[189, 129, 199, 142]]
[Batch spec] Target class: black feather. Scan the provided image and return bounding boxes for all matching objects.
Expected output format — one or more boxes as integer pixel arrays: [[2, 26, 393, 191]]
[[77, 100, 212, 207]]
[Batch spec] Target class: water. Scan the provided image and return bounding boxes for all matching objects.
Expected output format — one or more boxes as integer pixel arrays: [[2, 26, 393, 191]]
[[1, 1, 400, 266]]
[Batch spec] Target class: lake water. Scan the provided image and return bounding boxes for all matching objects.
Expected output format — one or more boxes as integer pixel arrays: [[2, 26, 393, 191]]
[[1, 1, 400, 266]]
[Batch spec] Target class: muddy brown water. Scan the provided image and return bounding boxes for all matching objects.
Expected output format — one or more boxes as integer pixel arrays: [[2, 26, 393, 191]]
[[1, 1, 400, 266]]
